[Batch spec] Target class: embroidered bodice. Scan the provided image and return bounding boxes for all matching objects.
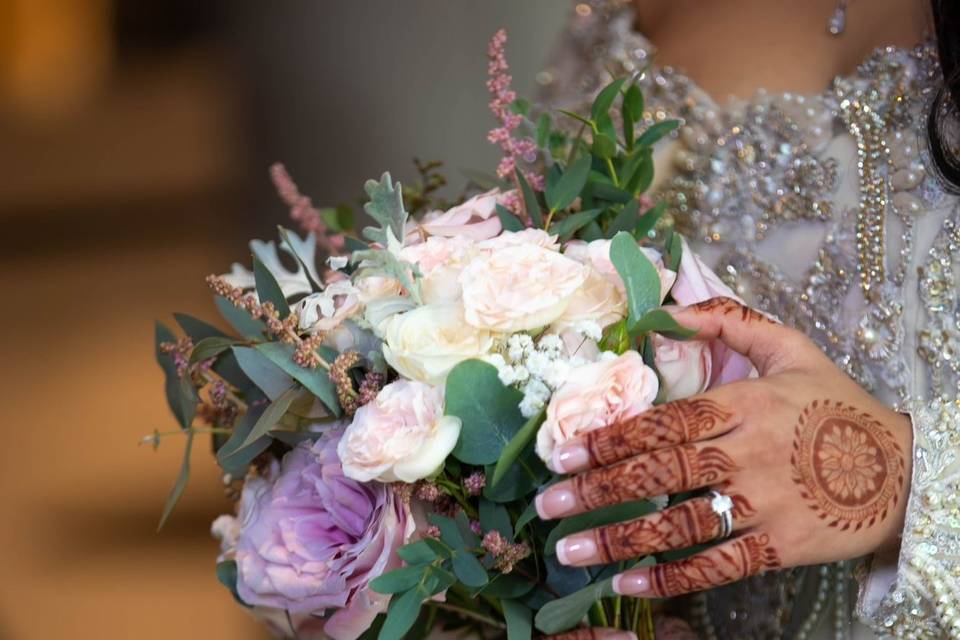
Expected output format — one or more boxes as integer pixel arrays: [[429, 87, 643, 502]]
[[540, 2, 960, 638]]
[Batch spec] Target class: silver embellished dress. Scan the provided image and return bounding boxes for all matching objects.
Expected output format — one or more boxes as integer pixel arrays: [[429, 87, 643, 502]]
[[540, 2, 960, 639]]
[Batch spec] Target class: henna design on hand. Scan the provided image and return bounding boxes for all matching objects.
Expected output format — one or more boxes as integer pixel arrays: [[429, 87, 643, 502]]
[[688, 297, 778, 325], [790, 399, 905, 532], [573, 445, 740, 511], [585, 398, 735, 466], [648, 533, 782, 597]]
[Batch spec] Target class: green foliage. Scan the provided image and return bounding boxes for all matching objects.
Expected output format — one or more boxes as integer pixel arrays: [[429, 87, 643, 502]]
[[496, 204, 526, 232], [232, 346, 295, 400], [609, 231, 662, 328], [253, 256, 290, 316], [484, 447, 548, 503], [238, 385, 301, 450], [155, 322, 191, 429], [362, 172, 408, 246], [599, 319, 631, 354], [397, 540, 440, 565], [369, 566, 425, 594], [157, 430, 193, 531], [631, 309, 698, 340], [351, 247, 423, 305], [478, 500, 513, 540], [607, 200, 640, 236], [550, 208, 602, 240], [445, 360, 526, 465], [503, 599, 533, 640], [515, 169, 543, 228], [190, 336, 240, 363], [216, 404, 271, 477], [491, 407, 545, 489], [215, 560, 250, 607], [214, 296, 266, 340], [174, 313, 228, 341], [636, 119, 681, 148], [634, 201, 666, 240], [545, 156, 591, 213], [590, 77, 627, 122], [254, 342, 341, 416], [428, 513, 488, 587]]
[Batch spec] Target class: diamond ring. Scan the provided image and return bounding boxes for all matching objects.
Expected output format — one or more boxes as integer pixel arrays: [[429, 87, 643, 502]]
[[708, 490, 735, 539]]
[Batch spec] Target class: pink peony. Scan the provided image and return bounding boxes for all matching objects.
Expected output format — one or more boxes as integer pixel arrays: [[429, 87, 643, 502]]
[[227, 433, 414, 640], [671, 237, 755, 387], [536, 351, 659, 463], [338, 380, 461, 483], [418, 188, 507, 241]]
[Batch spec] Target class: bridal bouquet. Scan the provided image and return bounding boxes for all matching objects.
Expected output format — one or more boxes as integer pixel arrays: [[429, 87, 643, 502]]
[[150, 30, 750, 640]]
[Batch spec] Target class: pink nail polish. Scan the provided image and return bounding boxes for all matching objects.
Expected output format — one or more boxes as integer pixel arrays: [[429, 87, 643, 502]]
[[535, 487, 578, 519], [550, 443, 590, 473], [605, 633, 638, 640], [555, 535, 597, 565], [613, 570, 651, 596]]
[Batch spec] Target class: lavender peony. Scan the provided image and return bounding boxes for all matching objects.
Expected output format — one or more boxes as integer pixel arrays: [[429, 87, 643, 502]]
[[223, 432, 414, 640]]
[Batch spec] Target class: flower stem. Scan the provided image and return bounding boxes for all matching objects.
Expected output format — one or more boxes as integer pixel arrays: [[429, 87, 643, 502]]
[[432, 603, 506, 629]]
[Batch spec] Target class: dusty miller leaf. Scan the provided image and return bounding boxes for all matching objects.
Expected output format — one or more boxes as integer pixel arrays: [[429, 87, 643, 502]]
[[362, 172, 408, 246]]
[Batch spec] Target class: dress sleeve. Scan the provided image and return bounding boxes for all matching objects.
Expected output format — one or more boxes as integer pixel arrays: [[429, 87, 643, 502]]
[[855, 398, 960, 638]]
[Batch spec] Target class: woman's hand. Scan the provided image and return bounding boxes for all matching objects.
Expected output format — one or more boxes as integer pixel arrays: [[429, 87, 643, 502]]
[[535, 297, 913, 598]]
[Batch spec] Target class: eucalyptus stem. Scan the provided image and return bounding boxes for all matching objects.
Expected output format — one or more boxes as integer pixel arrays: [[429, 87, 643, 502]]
[[432, 603, 506, 630]]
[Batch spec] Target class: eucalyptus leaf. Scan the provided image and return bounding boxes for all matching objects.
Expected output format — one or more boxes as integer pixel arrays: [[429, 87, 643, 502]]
[[452, 549, 488, 587], [556, 108, 593, 128], [190, 336, 241, 363], [214, 296, 266, 339], [238, 385, 300, 450], [490, 407, 545, 489], [502, 600, 533, 640], [625, 149, 654, 194], [378, 587, 423, 640], [591, 131, 616, 159], [546, 156, 591, 213], [484, 446, 548, 503], [636, 119, 681, 148], [155, 322, 189, 428], [515, 500, 540, 534], [446, 360, 526, 465], [157, 431, 193, 531], [630, 309, 698, 340], [590, 182, 633, 204], [666, 230, 683, 272], [233, 346, 295, 400], [610, 231, 662, 326], [478, 500, 513, 539], [362, 172, 408, 246], [533, 573, 617, 634], [369, 566, 426, 595], [216, 404, 270, 477], [607, 200, 640, 236], [545, 554, 591, 596], [634, 201, 666, 240], [496, 204, 526, 232], [174, 313, 228, 341], [549, 208, 603, 240], [396, 540, 439, 565], [476, 574, 535, 599], [590, 77, 627, 122], [623, 83, 644, 123], [177, 374, 199, 431], [216, 560, 250, 607], [515, 169, 543, 228], [253, 256, 290, 316], [254, 342, 341, 416], [599, 319, 631, 354]]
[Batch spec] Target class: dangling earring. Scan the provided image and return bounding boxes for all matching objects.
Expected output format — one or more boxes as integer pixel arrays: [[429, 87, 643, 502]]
[[827, 0, 849, 36]]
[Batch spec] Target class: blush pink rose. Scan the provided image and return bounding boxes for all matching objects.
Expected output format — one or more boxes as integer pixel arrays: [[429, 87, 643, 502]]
[[460, 243, 588, 332], [652, 333, 713, 401], [564, 238, 677, 303], [399, 235, 477, 304], [478, 228, 560, 252], [536, 351, 659, 464], [338, 380, 461, 483], [671, 237, 755, 387], [417, 188, 507, 241]]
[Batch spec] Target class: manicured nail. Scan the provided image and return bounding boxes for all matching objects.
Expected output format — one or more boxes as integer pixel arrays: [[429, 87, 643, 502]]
[[604, 633, 638, 640], [535, 486, 578, 519], [613, 569, 651, 596], [555, 534, 597, 565], [550, 442, 590, 473]]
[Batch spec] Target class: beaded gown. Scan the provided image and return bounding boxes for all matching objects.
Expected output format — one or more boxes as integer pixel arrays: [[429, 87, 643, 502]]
[[540, 2, 960, 639]]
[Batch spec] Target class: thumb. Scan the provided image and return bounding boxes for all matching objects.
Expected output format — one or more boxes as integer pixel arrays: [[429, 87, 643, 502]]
[[665, 296, 803, 375]]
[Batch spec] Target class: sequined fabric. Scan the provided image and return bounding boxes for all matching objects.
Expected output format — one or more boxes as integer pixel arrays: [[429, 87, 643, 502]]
[[539, 1, 960, 638]]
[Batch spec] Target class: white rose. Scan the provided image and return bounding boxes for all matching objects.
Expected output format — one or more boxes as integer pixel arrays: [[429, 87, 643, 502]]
[[338, 380, 461, 483], [653, 334, 713, 402], [382, 304, 494, 385], [551, 266, 627, 330], [460, 244, 589, 332]]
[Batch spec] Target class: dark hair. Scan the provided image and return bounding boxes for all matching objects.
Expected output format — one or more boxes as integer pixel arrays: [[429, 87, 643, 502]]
[[929, 0, 960, 190]]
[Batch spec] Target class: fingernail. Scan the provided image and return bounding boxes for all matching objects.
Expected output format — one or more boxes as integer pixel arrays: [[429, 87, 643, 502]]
[[555, 534, 597, 565], [535, 486, 578, 519], [606, 633, 638, 640], [613, 569, 651, 596], [550, 442, 590, 473]]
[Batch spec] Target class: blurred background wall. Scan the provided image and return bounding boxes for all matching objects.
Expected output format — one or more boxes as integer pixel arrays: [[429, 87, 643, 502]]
[[0, 2, 567, 638]]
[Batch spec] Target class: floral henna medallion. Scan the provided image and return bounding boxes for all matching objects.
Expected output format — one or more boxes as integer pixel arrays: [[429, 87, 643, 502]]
[[790, 399, 905, 531], [648, 533, 782, 597], [574, 445, 740, 510], [586, 398, 734, 466]]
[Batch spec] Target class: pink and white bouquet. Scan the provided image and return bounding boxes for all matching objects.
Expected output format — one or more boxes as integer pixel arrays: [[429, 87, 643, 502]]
[[150, 30, 751, 640]]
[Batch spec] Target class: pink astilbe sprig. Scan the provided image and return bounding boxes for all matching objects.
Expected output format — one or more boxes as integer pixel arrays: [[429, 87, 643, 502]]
[[270, 163, 346, 255], [486, 29, 543, 192]]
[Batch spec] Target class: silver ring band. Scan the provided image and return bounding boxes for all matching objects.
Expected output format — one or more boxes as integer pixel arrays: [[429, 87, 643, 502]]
[[708, 490, 734, 539]]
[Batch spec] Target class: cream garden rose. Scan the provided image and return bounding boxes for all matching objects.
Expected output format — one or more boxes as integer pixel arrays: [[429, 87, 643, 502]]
[[400, 235, 476, 304], [460, 243, 589, 332], [652, 333, 713, 402], [536, 351, 659, 465], [338, 380, 461, 483], [564, 238, 677, 303], [382, 303, 494, 385]]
